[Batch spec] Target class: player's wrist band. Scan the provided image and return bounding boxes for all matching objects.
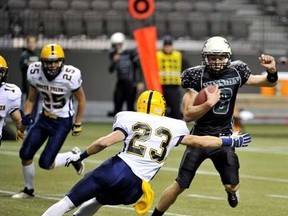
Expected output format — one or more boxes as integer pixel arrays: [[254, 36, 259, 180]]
[[266, 70, 278, 83], [80, 151, 89, 160], [220, 137, 233, 147]]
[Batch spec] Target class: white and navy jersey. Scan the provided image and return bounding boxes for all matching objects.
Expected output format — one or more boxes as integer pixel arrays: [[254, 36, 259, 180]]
[[27, 62, 82, 118], [114, 111, 189, 181], [0, 83, 22, 138], [181, 60, 251, 136]]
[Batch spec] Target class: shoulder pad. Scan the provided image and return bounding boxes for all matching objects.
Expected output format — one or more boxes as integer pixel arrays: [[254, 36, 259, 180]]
[[4, 83, 22, 101], [181, 66, 204, 90]]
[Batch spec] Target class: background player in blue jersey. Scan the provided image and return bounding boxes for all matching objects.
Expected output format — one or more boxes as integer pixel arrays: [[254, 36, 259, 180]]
[[41, 90, 251, 216], [12, 43, 87, 199], [151, 36, 278, 215]]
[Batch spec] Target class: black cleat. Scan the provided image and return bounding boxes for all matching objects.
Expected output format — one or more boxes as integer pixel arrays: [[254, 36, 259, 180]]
[[227, 190, 239, 208], [12, 187, 35, 199]]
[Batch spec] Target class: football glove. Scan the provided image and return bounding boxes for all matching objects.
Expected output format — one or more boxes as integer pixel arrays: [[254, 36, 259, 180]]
[[65, 151, 89, 167], [65, 153, 81, 167], [16, 130, 25, 141], [72, 123, 82, 136], [19, 110, 34, 127], [221, 133, 251, 147]]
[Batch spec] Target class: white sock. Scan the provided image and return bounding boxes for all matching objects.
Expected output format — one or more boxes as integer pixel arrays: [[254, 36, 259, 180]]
[[54, 152, 74, 167], [42, 196, 75, 216], [73, 198, 102, 216], [23, 162, 35, 190]]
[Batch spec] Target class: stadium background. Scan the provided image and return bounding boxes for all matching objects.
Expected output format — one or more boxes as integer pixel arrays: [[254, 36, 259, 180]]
[[0, 1, 288, 215], [1, 0, 288, 121]]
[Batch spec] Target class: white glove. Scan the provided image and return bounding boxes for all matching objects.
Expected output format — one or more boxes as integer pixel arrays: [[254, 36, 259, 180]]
[[65, 153, 81, 167]]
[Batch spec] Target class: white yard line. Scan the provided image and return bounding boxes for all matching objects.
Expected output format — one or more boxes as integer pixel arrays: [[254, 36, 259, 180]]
[[1, 150, 288, 183], [187, 194, 225, 200], [0, 189, 190, 216], [268, 194, 288, 199]]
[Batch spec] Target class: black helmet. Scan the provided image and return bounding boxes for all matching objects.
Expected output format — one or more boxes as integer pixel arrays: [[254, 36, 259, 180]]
[[163, 35, 174, 45]]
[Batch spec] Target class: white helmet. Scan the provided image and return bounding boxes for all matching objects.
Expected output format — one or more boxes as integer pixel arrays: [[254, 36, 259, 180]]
[[202, 36, 232, 72], [110, 32, 125, 44]]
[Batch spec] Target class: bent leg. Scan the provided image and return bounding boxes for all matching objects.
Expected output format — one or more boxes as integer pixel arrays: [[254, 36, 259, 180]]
[[73, 198, 102, 216], [211, 147, 240, 207], [42, 196, 75, 216]]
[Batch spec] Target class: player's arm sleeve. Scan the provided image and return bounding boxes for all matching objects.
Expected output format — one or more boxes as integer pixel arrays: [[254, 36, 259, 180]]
[[181, 67, 200, 91], [233, 60, 252, 86], [108, 50, 117, 73], [70, 68, 83, 91], [112, 112, 129, 139], [8, 86, 22, 114], [26, 63, 38, 85], [174, 121, 190, 146]]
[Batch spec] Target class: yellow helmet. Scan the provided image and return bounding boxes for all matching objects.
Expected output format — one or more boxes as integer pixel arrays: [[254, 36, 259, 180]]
[[40, 44, 65, 80], [40, 43, 65, 61], [137, 90, 166, 116], [0, 55, 8, 83]]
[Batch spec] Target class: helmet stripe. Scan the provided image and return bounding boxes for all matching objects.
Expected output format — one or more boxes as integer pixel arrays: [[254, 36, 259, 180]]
[[146, 91, 154, 114], [51, 45, 54, 54]]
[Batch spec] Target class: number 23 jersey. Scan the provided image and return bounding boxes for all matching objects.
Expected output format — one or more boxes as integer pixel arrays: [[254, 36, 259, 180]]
[[114, 111, 189, 181], [27, 62, 82, 118]]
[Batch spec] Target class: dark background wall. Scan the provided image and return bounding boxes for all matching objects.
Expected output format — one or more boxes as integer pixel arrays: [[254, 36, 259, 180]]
[[2, 48, 286, 100]]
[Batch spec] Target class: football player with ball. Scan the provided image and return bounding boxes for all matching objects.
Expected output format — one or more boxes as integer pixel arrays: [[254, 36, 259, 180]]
[[42, 90, 251, 216], [151, 36, 278, 215]]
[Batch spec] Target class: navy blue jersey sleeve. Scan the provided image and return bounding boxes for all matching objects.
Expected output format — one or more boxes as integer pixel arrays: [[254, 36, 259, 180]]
[[230, 60, 251, 86]]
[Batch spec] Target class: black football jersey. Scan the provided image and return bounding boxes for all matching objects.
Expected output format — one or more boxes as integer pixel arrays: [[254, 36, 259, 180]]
[[109, 48, 139, 81], [181, 60, 251, 136]]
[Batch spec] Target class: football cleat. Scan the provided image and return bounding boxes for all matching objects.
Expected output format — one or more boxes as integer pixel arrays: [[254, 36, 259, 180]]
[[12, 187, 35, 199], [226, 190, 239, 208], [71, 147, 85, 175]]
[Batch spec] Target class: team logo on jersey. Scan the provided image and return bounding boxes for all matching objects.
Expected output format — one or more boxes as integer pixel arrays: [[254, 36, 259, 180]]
[[0, 105, 6, 110]]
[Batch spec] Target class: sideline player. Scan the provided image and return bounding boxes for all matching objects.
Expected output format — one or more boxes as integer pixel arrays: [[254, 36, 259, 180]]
[[41, 90, 251, 216], [12, 44, 86, 199]]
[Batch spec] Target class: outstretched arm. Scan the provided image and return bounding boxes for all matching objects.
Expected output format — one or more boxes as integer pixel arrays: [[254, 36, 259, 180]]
[[67, 130, 126, 165], [181, 132, 251, 148]]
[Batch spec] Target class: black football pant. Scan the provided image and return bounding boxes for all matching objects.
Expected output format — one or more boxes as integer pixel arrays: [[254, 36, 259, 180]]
[[113, 80, 136, 114]]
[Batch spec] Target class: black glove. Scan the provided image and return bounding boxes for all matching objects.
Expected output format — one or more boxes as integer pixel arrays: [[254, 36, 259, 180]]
[[20, 110, 34, 126]]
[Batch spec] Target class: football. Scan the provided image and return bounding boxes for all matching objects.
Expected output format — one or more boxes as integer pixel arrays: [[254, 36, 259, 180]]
[[193, 85, 217, 105]]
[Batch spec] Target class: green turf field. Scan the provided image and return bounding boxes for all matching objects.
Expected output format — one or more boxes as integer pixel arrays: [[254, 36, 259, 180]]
[[0, 123, 288, 216]]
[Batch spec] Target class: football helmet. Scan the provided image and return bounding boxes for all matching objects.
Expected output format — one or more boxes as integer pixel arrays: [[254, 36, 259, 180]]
[[202, 36, 232, 73], [0, 55, 8, 83], [40, 44, 65, 80], [137, 90, 166, 116], [110, 32, 126, 52], [110, 32, 125, 44]]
